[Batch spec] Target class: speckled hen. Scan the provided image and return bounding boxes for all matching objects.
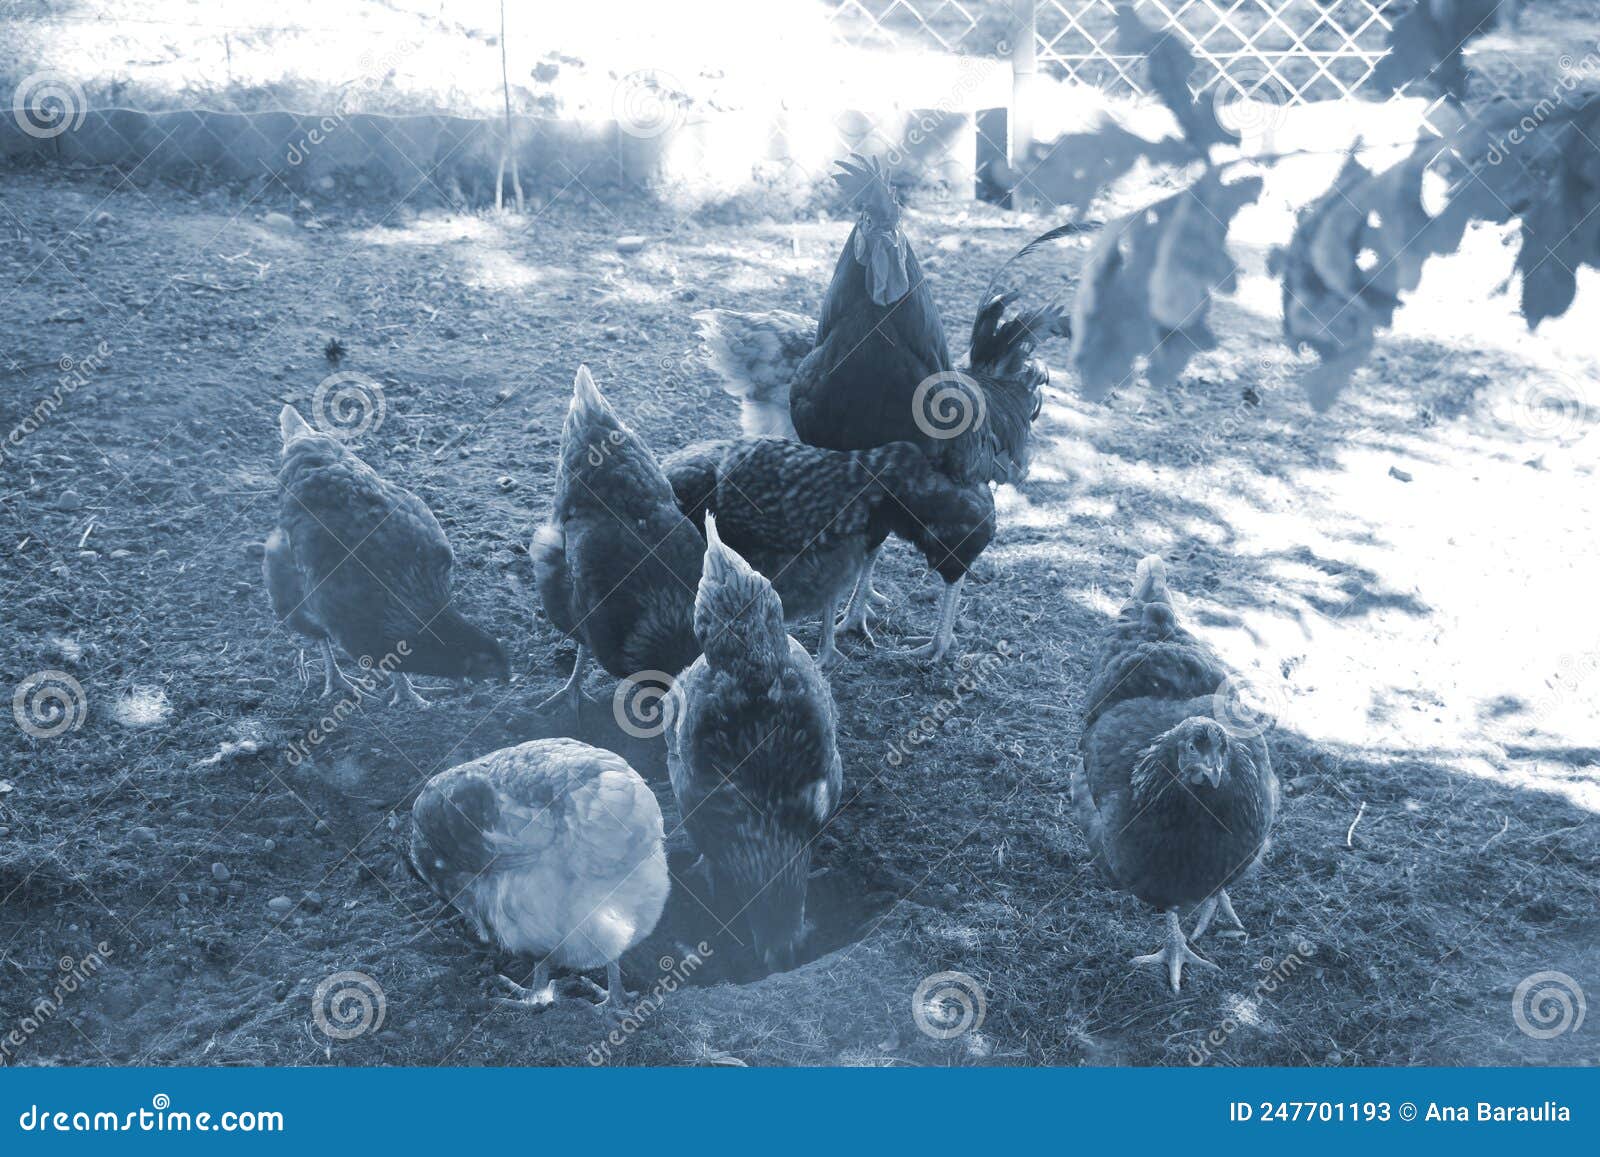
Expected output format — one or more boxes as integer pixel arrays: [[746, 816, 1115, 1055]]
[[661, 437, 994, 667], [1073, 556, 1279, 992], [410, 737, 669, 1012]]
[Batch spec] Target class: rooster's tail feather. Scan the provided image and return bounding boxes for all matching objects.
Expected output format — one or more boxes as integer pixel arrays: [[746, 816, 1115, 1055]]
[[694, 309, 812, 440]]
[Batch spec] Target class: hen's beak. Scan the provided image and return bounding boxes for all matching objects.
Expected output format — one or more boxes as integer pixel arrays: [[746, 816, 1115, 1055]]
[[1181, 754, 1224, 789]]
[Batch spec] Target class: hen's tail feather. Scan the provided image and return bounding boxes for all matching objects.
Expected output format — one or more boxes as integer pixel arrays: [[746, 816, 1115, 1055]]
[[1131, 555, 1170, 604], [693, 309, 812, 440], [278, 404, 314, 447]]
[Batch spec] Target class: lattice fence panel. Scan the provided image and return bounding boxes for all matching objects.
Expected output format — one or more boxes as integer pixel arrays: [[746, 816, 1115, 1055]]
[[1037, 0, 1397, 103]]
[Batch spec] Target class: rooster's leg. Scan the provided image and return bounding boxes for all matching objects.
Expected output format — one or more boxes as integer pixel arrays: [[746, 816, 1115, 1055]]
[[1132, 909, 1219, 993], [815, 595, 845, 672], [536, 643, 593, 715], [318, 639, 364, 700], [494, 961, 556, 1011], [892, 576, 964, 661], [839, 552, 880, 645], [387, 670, 430, 709], [1192, 889, 1245, 940]]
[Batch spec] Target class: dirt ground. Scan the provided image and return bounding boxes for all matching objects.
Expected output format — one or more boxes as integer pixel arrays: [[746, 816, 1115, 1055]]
[[1, 156, 1597, 1068]]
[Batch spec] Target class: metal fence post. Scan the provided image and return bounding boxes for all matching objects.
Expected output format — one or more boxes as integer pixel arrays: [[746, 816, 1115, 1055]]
[[1010, 0, 1037, 206]]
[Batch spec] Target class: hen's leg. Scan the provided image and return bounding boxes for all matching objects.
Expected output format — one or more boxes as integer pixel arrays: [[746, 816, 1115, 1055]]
[[1132, 909, 1219, 993], [815, 595, 844, 672], [892, 576, 964, 661], [1192, 890, 1245, 940], [318, 639, 364, 700], [838, 550, 881, 645], [494, 961, 556, 1011], [536, 643, 592, 715], [387, 669, 430, 709]]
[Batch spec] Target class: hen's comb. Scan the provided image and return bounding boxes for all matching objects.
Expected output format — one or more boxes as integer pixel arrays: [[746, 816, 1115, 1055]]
[[279, 404, 314, 446], [832, 153, 899, 226], [1131, 555, 1169, 602]]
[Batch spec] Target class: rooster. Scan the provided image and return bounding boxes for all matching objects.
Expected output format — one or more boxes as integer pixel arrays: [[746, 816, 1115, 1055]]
[[667, 515, 842, 973], [531, 366, 704, 713], [662, 437, 993, 667], [1072, 556, 1279, 992], [410, 737, 669, 1012], [265, 406, 507, 707], [694, 155, 1063, 658]]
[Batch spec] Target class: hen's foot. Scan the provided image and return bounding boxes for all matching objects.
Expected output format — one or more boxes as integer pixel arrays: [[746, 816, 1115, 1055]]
[[1133, 910, 1219, 993], [836, 611, 876, 648], [1191, 890, 1246, 941], [387, 671, 430, 709], [323, 663, 365, 700], [888, 635, 954, 662], [816, 642, 846, 673], [867, 587, 891, 607], [535, 648, 593, 716], [493, 971, 556, 1012], [577, 963, 633, 1019]]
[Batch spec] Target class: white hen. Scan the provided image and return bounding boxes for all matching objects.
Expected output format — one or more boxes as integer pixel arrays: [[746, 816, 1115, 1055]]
[[411, 738, 669, 1011]]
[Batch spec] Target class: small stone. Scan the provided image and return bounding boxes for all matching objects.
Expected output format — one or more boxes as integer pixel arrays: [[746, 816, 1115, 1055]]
[[301, 891, 323, 913], [267, 895, 293, 914], [314, 820, 330, 835], [211, 862, 231, 882], [614, 235, 648, 254], [244, 541, 266, 561], [177, 892, 190, 905], [109, 548, 133, 560], [54, 490, 85, 511], [496, 475, 515, 490], [1388, 465, 1413, 483], [273, 979, 290, 1001], [263, 211, 295, 231], [234, 581, 253, 595], [129, 826, 158, 844], [263, 838, 276, 853]]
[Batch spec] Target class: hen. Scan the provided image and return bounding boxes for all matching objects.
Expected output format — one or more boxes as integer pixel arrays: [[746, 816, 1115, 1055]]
[[1072, 556, 1279, 992], [531, 366, 704, 713], [265, 405, 507, 708], [666, 515, 843, 973], [410, 737, 668, 1011], [662, 437, 993, 666]]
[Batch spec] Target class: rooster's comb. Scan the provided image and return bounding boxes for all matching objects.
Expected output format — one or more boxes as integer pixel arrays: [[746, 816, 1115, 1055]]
[[570, 365, 614, 420], [833, 153, 899, 225], [1131, 555, 1169, 602]]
